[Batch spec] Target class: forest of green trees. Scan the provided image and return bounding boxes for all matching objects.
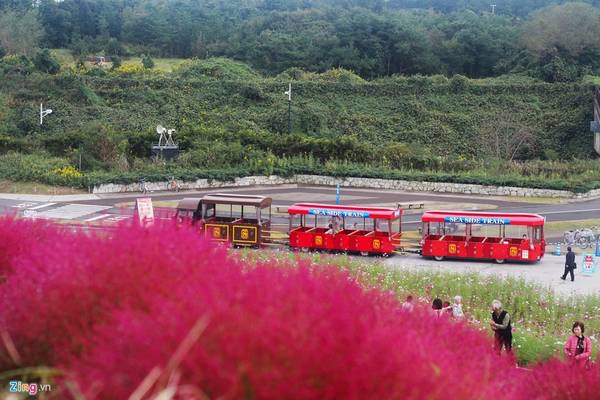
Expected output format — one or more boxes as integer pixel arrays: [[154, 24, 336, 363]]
[[1, 0, 600, 81]]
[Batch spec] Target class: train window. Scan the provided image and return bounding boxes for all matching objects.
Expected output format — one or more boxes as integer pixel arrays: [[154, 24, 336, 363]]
[[346, 217, 365, 230], [504, 225, 528, 239], [290, 214, 301, 228], [204, 204, 216, 219], [391, 219, 401, 234]]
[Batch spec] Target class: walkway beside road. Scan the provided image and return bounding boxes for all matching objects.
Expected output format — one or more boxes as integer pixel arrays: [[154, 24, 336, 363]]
[[384, 251, 600, 296]]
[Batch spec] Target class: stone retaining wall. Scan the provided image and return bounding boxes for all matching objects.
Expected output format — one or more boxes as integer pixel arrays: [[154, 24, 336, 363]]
[[92, 174, 600, 199]]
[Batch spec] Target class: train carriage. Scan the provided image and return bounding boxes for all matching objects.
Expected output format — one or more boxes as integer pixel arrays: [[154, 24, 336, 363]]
[[175, 193, 272, 247], [287, 203, 403, 256], [420, 210, 545, 263]]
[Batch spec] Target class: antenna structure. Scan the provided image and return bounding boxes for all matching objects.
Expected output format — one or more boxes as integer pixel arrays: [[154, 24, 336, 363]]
[[152, 124, 179, 161]]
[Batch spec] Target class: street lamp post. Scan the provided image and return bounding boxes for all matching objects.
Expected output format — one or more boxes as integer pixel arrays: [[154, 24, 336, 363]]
[[40, 103, 52, 125], [284, 83, 292, 134]]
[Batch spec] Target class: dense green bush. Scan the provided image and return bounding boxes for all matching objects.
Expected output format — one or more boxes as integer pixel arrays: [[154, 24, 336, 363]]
[[175, 57, 260, 80], [32, 49, 60, 74]]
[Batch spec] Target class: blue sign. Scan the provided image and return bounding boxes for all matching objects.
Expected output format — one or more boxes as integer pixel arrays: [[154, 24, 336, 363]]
[[444, 216, 511, 225], [308, 208, 369, 218]]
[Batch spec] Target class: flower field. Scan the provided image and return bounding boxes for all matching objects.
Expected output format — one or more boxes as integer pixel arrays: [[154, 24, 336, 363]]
[[0, 218, 599, 399]]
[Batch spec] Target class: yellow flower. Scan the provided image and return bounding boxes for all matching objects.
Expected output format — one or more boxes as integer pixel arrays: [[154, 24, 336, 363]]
[[52, 166, 83, 178]]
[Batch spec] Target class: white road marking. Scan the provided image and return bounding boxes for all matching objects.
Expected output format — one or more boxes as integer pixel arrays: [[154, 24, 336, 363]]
[[36, 204, 112, 220], [12, 202, 37, 209], [27, 202, 56, 210], [84, 214, 111, 222], [541, 208, 600, 215]]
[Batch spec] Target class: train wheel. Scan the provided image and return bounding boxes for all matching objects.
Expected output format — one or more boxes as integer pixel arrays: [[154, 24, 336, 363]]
[[434, 256, 444, 261], [360, 251, 369, 257], [495, 258, 505, 264]]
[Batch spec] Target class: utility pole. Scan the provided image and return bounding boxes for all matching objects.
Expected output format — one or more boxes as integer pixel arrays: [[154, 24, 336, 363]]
[[490, 4, 496, 14], [284, 83, 292, 134]]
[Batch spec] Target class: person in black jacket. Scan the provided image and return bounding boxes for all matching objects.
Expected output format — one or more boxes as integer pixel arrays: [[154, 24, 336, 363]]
[[490, 300, 512, 354], [561, 246, 576, 282]]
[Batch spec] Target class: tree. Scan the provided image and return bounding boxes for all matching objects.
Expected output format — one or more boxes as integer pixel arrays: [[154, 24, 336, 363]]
[[0, 8, 44, 56], [522, 3, 600, 63], [106, 38, 124, 56], [110, 55, 122, 70], [32, 48, 60, 74], [141, 54, 154, 69]]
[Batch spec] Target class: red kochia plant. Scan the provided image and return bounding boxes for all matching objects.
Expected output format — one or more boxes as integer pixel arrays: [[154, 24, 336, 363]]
[[6, 218, 596, 400], [0, 216, 58, 280], [514, 358, 600, 400], [0, 220, 229, 370], [67, 266, 518, 399]]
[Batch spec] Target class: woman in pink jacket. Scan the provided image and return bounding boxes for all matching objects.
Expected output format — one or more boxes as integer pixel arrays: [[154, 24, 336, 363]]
[[564, 321, 592, 367]]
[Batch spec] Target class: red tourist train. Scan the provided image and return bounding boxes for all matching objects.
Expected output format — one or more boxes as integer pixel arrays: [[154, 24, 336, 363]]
[[287, 203, 402, 255], [420, 210, 546, 263], [174, 194, 545, 262]]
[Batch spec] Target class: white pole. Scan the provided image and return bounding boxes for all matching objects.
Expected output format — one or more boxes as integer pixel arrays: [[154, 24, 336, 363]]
[[40, 103, 43, 125]]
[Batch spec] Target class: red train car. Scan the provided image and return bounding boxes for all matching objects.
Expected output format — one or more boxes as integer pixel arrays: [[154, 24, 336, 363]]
[[421, 210, 545, 263], [288, 203, 403, 256]]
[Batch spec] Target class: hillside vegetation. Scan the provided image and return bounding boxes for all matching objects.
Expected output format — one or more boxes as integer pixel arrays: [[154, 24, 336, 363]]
[[0, 56, 599, 190]]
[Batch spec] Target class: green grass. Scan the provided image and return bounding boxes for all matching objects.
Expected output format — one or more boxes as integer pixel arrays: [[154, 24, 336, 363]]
[[583, 75, 600, 85], [0, 180, 85, 195], [544, 219, 600, 238], [121, 57, 186, 72], [238, 249, 600, 366], [49, 48, 75, 67], [49, 49, 186, 72]]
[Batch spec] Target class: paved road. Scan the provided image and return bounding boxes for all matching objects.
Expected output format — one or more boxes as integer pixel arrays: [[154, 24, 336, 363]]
[[1, 185, 600, 230]]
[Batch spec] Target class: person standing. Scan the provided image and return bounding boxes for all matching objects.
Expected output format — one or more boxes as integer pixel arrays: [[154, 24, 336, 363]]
[[432, 298, 443, 317], [564, 321, 592, 368], [561, 246, 576, 282], [402, 295, 414, 312], [490, 300, 512, 354], [452, 295, 464, 319]]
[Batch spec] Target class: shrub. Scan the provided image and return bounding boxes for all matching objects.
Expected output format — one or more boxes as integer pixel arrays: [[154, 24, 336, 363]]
[[0, 221, 224, 369], [516, 358, 600, 399], [175, 57, 261, 80], [0, 217, 56, 281], [106, 38, 125, 56], [110, 55, 121, 70], [32, 48, 60, 74], [141, 54, 155, 69], [315, 67, 365, 84], [52, 165, 82, 178], [113, 62, 145, 75], [0, 219, 519, 399], [0, 54, 34, 75], [2, 219, 600, 400]]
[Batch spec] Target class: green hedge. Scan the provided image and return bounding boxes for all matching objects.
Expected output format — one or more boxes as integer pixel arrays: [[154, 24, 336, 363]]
[[2, 153, 597, 193]]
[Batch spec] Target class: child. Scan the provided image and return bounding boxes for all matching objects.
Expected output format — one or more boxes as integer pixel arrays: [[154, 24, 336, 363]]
[[442, 301, 453, 316], [452, 295, 464, 319], [402, 295, 414, 312]]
